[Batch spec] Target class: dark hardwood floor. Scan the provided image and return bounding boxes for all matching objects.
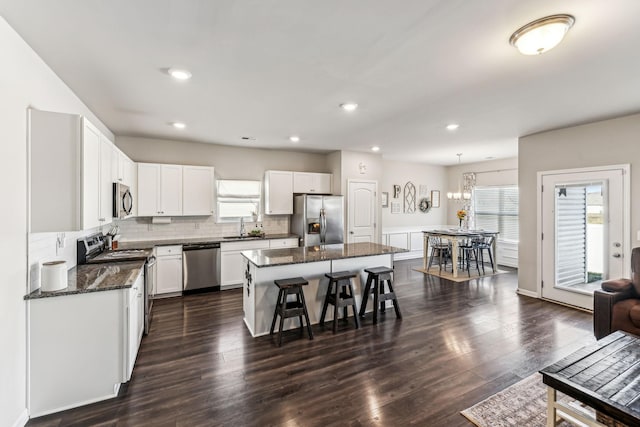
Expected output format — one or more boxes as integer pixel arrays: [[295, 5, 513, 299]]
[[28, 259, 595, 427]]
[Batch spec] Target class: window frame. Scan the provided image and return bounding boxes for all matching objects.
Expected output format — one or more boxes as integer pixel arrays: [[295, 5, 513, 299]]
[[473, 185, 519, 243], [215, 179, 262, 223]]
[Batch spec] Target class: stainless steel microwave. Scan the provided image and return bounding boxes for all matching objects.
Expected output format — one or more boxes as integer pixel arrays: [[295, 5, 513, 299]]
[[113, 183, 133, 219]]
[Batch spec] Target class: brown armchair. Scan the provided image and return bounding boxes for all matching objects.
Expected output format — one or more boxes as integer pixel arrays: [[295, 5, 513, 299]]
[[593, 247, 640, 339]]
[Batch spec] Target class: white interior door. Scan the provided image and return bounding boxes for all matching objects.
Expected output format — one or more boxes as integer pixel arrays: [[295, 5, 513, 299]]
[[540, 165, 629, 310], [347, 180, 377, 244]]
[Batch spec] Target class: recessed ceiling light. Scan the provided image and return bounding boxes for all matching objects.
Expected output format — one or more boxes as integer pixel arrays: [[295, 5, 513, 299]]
[[510, 14, 575, 55], [371, 146, 380, 152], [289, 135, 300, 143], [339, 103, 358, 112], [168, 68, 192, 80], [446, 123, 459, 131], [172, 122, 186, 129]]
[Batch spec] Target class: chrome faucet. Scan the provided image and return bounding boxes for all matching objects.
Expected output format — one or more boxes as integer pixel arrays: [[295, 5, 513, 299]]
[[240, 217, 246, 236]]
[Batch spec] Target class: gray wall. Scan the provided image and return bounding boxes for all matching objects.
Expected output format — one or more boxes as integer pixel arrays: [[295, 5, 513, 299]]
[[116, 136, 330, 180], [518, 113, 640, 294], [381, 160, 448, 227]]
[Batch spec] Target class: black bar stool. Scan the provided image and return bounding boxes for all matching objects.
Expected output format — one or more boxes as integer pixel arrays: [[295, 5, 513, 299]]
[[269, 277, 313, 346], [320, 271, 360, 333], [359, 267, 402, 324]]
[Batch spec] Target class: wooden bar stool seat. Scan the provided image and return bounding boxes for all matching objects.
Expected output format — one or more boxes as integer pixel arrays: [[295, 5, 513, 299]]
[[320, 271, 360, 333], [269, 277, 313, 346], [359, 266, 402, 324]]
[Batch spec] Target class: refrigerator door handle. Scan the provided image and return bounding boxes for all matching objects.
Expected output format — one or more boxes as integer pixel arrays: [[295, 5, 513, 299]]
[[319, 209, 325, 243]]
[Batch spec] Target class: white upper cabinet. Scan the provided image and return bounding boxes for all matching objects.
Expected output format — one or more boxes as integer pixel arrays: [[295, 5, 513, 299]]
[[99, 134, 113, 226], [160, 164, 183, 216], [82, 119, 102, 230], [293, 172, 332, 194], [137, 163, 161, 216], [182, 166, 214, 216], [29, 109, 118, 232], [137, 163, 183, 216], [264, 170, 293, 215], [113, 147, 135, 187]]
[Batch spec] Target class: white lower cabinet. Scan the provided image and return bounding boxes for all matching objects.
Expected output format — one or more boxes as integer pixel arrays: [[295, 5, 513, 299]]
[[127, 274, 144, 381], [154, 245, 183, 295], [269, 238, 299, 248], [220, 240, 270, 289], [28, 274, 145, 417]]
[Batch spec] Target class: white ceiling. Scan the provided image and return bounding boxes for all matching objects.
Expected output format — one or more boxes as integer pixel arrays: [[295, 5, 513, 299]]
[[2, 0, 640, 165]]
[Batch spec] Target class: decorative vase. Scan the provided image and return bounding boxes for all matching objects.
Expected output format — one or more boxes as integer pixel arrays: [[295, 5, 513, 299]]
[[459, 219, 462, 228]]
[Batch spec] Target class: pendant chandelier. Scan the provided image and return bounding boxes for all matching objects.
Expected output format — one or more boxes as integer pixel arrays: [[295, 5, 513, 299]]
[[447, 153, 471, 200]]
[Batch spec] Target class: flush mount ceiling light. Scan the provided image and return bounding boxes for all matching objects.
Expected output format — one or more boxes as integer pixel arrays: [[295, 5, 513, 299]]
[[446, 123, 459, 131], [371, 146, 380, 152], [289, 135, 300, 143], [447, 153, 472, 201], [510, 14, 575, 55], [171, 122, 186, 129], [339, 102, 358, 112], [168, 68, 192, 80]]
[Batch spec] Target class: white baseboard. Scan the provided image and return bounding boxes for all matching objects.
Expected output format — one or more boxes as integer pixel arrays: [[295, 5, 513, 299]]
[[517, 288, 539, 298], [12, 409, 28, 427], [29, 391, 119, 418]]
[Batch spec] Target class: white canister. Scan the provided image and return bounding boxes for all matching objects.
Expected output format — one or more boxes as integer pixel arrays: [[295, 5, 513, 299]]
[[41, 261, 68, 292]]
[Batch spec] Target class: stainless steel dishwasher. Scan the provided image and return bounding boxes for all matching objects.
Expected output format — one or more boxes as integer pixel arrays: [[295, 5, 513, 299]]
[[182, 242, 221, 292]]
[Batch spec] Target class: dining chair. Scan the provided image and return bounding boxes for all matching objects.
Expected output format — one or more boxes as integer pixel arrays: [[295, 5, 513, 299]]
[[473, 235, 495, 275], [458, 237, 479, 277], [427, 236, 450, 272]]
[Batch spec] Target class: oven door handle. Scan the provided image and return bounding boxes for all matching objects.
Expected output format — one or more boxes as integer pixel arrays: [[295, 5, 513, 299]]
[[145, 256, 157, 268]]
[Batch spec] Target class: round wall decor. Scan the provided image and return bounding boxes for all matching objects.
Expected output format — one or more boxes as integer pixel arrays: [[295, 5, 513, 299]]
[[419, 198, 431, 213]]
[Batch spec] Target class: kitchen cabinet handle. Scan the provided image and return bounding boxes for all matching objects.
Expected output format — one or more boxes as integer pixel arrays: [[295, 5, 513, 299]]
[[99, 218, 105, 222]]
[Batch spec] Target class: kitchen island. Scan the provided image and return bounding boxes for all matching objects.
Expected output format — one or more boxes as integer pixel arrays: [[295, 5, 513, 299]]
[[241, 242, 407, 337]]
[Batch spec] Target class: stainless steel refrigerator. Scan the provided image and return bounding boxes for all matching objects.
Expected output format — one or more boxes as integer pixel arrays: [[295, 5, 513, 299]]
[[291, 195, 344, 246]]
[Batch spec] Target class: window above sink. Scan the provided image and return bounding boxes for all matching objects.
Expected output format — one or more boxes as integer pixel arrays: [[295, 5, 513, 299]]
[[216, 180, 261, 223]]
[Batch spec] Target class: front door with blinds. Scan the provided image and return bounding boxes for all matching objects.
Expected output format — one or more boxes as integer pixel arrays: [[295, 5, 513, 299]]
[[540, 166, 629, 310]]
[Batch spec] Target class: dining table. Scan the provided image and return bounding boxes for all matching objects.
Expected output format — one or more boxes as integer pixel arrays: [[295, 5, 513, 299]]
[[422, 229, 499, 278]]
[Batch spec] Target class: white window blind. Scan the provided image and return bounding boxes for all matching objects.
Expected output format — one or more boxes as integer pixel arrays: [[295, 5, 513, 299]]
[[555, 184, 587, 287], [216, 180, 261, 221], [474, 186, 519, 242]]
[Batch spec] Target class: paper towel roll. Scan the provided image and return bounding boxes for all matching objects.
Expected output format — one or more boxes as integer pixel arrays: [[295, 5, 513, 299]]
[[41, 261, 68, 292]]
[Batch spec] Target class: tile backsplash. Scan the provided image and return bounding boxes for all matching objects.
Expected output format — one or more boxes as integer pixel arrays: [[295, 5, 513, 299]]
[[114, 215, 289, 241]]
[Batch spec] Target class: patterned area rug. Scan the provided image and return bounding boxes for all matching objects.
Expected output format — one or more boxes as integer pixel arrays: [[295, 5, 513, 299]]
[[461, 374, 595, 427], [413, 265, 507, 283]]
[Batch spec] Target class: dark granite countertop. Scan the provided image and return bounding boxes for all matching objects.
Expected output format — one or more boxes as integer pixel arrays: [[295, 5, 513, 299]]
[[25, 260, 145, 300], [242, 242, 408, 268], [117, 233, 299, 249]]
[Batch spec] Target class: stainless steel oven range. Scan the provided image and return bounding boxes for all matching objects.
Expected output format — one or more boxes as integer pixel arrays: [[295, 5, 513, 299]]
[[77, 233, 156, 334]]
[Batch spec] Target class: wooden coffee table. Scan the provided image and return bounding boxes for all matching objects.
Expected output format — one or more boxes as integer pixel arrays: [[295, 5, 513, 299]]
[[540, 331, 640, 427]]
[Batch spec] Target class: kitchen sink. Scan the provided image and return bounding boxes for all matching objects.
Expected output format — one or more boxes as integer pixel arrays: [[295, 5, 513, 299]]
[[223, 235, 264, 240]]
